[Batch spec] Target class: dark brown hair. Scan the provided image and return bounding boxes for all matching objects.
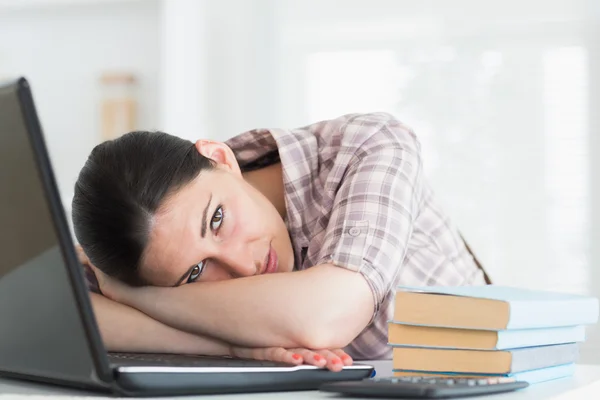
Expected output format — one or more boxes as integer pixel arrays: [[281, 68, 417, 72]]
[[72, 131, 214, 285]]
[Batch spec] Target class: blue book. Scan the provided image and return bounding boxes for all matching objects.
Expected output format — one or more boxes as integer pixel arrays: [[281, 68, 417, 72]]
[[393, 285, 599, 330], [393, 363, 576, 384], [388, 324, 586, 350]]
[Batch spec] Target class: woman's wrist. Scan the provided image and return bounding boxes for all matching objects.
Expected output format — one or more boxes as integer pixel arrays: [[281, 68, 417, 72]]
[[114, 285, 156, 310]]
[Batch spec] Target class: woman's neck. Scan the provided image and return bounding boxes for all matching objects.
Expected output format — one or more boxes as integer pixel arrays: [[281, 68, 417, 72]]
[[242, 162, 286, 219]]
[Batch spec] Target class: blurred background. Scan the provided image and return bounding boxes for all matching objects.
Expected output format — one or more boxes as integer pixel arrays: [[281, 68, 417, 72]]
[[1, 0, 599, 361]]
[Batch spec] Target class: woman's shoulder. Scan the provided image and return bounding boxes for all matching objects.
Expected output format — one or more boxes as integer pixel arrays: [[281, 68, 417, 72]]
[[309, 112, 421, 157], [225, 112, 419, 165]]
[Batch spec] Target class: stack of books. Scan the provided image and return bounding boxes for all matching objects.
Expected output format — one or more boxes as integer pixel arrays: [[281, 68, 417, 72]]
[[388, 286, 599, 384]]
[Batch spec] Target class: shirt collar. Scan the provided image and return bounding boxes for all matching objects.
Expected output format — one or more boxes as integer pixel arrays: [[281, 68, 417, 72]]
[[225, 128, 314, 250]]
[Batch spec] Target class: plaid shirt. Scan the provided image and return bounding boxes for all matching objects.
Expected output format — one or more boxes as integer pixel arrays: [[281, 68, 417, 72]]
[[226, 112, 487, 360]]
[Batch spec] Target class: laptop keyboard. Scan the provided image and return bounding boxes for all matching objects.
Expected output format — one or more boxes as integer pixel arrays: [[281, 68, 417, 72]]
[[108, 352, 294, 368]]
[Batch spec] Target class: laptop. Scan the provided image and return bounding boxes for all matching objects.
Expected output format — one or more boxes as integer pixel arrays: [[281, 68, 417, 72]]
[[0, 77, 374, 396]]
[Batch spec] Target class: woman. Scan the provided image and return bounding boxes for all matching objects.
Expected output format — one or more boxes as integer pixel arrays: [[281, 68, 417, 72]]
[[73, 112, 488, 372]]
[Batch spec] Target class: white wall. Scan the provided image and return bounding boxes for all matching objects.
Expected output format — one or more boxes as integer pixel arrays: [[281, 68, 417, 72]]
[[200, 0, 282, 138], [158, 0, 206, 141], [0, 0, 160, 205], [1, 0, 599, 363], [0, 0, 283, 203], [158, 0, 282, 142], [272, 0, 600, 363], [585, 0, 600, 366]]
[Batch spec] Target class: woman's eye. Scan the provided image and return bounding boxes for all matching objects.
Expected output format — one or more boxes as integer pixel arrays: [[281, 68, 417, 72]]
[[211, 206, 223, 231], [187, 261, 205, 283]]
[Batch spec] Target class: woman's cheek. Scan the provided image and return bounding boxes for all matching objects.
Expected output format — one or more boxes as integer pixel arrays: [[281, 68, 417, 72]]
[[222, 204, 235, 237], [226, 194, 263, 239], [203, 264, 234, 282], [226, 197, 247, 237]]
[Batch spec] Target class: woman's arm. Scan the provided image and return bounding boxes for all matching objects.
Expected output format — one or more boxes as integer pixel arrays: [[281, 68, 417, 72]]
[[89, 292, 230, 355], [84, 245, 354, 370], [100, 264, 374, 350], [90, 291, 352, 371], [80, 241, 229, 355]]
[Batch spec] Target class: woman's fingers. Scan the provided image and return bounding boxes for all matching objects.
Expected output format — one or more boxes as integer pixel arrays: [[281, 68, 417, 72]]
[[315, 349, 344, 372], [288, 348, 327, 368], [331, 348, 353, 366], [262, 347, 303, 365], [228, 347, 352, 372], [229, 346, 303, 365], [286, 348, 344, 372], [75, 244, 89, 265], [75, 244, 98, 270]]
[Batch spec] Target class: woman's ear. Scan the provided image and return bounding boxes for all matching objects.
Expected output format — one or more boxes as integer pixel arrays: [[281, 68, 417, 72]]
[[194, 140, 241, 175]]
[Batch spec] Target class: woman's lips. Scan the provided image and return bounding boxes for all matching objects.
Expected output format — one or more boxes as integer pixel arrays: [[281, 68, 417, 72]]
[[265, 245, 278, 274]]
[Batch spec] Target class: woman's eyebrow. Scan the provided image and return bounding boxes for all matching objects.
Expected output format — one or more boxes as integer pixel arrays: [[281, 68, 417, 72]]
[[173, 193, 213, 287], [201, 193, 213, 238]]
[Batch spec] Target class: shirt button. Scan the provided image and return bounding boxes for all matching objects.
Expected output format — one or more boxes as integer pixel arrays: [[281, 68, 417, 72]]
[[348, 227, 361, 237]]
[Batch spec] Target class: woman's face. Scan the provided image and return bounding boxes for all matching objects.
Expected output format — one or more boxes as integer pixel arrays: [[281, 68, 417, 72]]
[[139, 141, 295, 287]]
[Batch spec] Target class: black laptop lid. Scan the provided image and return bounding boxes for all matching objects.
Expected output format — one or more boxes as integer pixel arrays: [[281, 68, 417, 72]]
[[0, 78, 112, 389]]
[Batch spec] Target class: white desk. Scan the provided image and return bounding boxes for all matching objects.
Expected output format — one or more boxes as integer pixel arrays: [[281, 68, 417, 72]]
[[1, 361, 600, 399]]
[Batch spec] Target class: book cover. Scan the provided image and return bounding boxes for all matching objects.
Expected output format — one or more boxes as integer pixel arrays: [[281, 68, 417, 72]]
[[393, 363, 576, 384], [388, 323, 586, 350], [393, 285, 599, 330], [392, 343, 579, 374]]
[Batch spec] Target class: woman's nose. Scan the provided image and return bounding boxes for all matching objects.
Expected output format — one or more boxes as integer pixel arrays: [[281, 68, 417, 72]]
[[218, 249, 260, 278]]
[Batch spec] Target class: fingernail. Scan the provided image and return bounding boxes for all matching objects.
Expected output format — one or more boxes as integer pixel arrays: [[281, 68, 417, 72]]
[[342, 355, 351, 361], [313, 355, 323, 362], [332, 358, 341, 364], [292, 354, 301, 360]]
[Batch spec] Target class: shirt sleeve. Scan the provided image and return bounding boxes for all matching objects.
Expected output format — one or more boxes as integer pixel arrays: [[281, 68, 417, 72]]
[[314, 122, 423, 319]]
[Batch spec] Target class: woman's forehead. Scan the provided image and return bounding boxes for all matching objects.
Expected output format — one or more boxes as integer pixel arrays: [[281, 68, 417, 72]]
[[159, 173, 212, 211], [140, 210, 196, 284]]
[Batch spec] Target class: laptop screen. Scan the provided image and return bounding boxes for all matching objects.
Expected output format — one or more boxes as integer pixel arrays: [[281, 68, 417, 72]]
[[0, 79, 110, 388], [0, 83, 57, 279]]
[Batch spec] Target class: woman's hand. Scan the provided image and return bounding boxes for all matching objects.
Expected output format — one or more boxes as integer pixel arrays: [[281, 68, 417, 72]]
[[75, 244, 93, 267], [229, 346, 353, 372], [89, 264, 132, 302], [75, 245, 131, 302]]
